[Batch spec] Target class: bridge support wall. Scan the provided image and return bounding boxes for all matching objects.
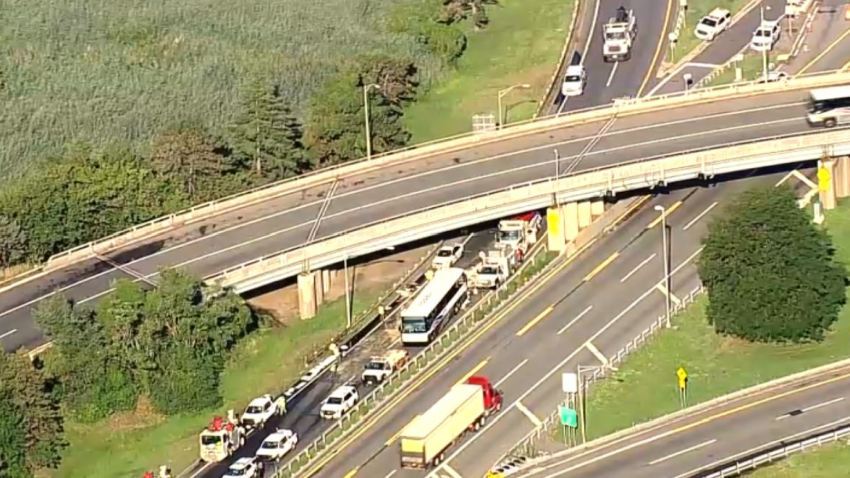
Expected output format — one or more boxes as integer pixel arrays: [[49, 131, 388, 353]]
[[297, 271, 320, 319], [834, 156, 850, 199], [548, 200, 611, 255]]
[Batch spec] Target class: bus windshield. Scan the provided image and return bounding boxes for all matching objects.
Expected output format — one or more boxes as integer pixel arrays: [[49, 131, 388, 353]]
[[402, 317, 427, 333], [498, 229, 521, 242]]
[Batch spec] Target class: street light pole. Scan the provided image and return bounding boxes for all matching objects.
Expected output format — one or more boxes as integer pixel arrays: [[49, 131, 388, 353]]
[[497, 84, 531, 129], [760, 6, 769, 82], [343, 254, 351, 328], [654, 205, 672, 328], [553, 148, 561, 206], [363, 83, 381, 161]]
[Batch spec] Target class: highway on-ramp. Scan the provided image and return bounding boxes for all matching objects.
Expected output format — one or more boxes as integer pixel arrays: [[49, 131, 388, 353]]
[[517, 363, 850, 478], [0, 88, 824, 352]]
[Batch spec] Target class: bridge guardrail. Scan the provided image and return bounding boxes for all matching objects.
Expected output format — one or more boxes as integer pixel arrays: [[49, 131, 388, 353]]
[[210, 127, 850, 292], [29, 70, 850, 281]]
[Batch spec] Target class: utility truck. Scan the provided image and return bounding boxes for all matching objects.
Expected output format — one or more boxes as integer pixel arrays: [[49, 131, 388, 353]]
[[199, 412, 246, 462], [602, 6, 636, 62], [470, 249, 516, 290], [362, 349, 409, 385], [495, 212, 542, 257], [399, 376, 503, 469]]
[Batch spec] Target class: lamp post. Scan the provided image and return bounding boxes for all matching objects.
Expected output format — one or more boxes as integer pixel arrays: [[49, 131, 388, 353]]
[[760, 6, 770, 82], [654, 205, 672, 328], [343, 245, 394, 329], [577, 364, 602, 444], [553, 149, 561, 206], [497, 84, 531, 129], [363, 83, 381, 160]]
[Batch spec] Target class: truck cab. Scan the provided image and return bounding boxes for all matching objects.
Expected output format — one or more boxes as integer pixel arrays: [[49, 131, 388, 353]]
[[362, 349, 409, 385], [199, 413, 245, 462], [466, 375, 503, 414], [603, 6, 636, 62]]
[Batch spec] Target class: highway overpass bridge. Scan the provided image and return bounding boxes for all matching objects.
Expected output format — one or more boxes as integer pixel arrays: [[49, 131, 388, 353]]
[[1, 71, 850, 351]]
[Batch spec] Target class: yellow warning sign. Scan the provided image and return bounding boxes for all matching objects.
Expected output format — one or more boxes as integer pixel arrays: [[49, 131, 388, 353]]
[[547, 208, 561, 237], [818, 167, 831, 192], [676, 367, 688, 390]]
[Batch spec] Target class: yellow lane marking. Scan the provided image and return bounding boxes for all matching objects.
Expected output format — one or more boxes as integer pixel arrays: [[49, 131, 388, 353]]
[[342, 468, 359, 478], [585, 341, 609, 365], [457, 357, 490, 384], [544, 369, 850, 476], [799, 27, 850, 75], [516, 305, 554, 336], [637, 0, 674, 96], [300, 196, 650, 476], [843, 58, 850, 71], [646, 200, 682, 229], [515, 400, 543, 426], [583, 252, 620, 282]]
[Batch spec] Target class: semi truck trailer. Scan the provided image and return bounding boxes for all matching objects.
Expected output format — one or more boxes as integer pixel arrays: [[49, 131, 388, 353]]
[[399, 376, 502, 469]]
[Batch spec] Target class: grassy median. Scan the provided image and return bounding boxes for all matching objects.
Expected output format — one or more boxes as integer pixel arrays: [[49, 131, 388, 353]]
[[52, 292, 379, 478], [404, 0, 575, 142], [745, 441, 850, 477], [575, 199, 850, 442], [669, 0, 752, 64]]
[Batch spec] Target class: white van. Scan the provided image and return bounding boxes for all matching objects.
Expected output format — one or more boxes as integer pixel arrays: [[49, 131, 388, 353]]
[[561, 65, 587, 97]]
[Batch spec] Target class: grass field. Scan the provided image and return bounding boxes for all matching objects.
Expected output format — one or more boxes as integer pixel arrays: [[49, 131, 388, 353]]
[[404, 0, 574, 142], [52, 291, 379, 477], [670, 0, 752, 64], [745, 441, 850, 477], [578, 199, 850, 441], [0, 0, 440, 181], [705, 53, 768, 86]]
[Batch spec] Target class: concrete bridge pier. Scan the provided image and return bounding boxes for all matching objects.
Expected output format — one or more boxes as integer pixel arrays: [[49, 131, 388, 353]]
[[298, 270, 325, 319], [548, 199, 608, 255], [833, 156, 850, 200]]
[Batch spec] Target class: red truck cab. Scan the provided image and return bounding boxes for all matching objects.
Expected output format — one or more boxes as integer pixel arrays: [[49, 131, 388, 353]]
[[467, 375, 503, 415]]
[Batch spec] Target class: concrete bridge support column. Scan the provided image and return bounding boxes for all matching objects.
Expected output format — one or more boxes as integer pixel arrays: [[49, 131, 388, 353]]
[[590, 200, 605, 219], [297, 272, 318, 319], [577, 201, 593, 229], [321, 269, 331, 295], [547, 202, 580, 254], [834, 156, 850, 199], [314, 270, 324, 306], [819, 158, 837, 211]]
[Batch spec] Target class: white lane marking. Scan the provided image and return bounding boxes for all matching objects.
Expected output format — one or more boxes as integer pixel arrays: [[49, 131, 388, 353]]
[[671, 416, 850, 478], [648, 439, 717, 465], [620, 253, 657, 283], [0, 99, 804, 321], [515, 400, 543, 426], [582, 0, 602, 61], [383, 471, 398, 478], [441, 463, 463, 478], [585, 341, 609, 365], [682, 201, 718, 231], [495, 359, 529, 387], [439, 247, 704, 466], [187, 462, 212, 478], [558, 305, 593, 335], [606, 61, 619, 87], [776, 397, 845, 420], [687, 62, 721, 69], [656, 284, 682, 305], [0, 329, 18, 340]]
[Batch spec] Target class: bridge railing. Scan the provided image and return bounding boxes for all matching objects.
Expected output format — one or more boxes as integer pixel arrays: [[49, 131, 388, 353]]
[[209, 127, 850, 292], [31, 70, 850, 279]]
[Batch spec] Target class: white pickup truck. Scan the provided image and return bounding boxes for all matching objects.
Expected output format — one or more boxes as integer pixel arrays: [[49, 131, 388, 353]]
[[603, 6, 636, 62], [470, 249, 516, 289], [362, 349, 409, 385]]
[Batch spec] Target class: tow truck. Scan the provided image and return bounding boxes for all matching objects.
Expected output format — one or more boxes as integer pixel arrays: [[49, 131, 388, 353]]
[[602, 6, 636, 62], [198, 412, 246, 462], [470, 249, 516, 290]]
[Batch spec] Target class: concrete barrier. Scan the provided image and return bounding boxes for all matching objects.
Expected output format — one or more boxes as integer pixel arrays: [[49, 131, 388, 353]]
[[25, 71, 850, 283], [210, 128, 850, 292]]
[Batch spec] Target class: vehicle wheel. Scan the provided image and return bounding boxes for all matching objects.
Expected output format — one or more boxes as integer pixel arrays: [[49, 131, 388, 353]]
[[435, 453, 444, 466], [473, 420, 481, 431], [496, 401, 503, 412], [825, 118, 837, 128]]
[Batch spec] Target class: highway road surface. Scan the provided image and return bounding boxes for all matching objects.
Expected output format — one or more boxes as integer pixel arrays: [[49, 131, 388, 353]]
[[0, 88, 828, 352], [517, 363, 850, 478], [303, 165, 813, 478]]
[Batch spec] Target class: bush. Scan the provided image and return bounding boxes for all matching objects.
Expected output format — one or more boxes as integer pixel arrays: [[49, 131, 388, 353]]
[[148, 348, 223, 414], [698, 185, 847, 342]]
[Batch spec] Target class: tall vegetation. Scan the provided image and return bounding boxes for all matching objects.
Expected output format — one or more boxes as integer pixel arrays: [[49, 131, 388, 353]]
[[698, 186, 847, 342], [34, 269, 255, 421]]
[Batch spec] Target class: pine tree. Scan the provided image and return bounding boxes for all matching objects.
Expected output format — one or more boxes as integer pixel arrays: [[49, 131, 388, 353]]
[[698, 185, 847, 342], [149, 128, 232, 199], [229, 79, 304, 180]]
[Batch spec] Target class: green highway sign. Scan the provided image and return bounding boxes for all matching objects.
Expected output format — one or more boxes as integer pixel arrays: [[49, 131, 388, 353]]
[[559, 405, 578, 428]]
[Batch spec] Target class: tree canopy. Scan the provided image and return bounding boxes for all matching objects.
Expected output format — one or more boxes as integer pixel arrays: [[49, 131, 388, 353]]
[[698, 185, 847, 342]]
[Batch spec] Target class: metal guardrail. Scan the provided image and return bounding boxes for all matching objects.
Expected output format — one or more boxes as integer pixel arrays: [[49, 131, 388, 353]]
[[28, 70, 850, 281], [505, 284, 705, 465], [268, 240, 555, 478], [699, 423, 850, 477], [210, 127, 850, 293]]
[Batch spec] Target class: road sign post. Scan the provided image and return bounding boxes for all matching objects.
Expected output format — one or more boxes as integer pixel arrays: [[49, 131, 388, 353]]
[[677, 367, 689, 408], [558, 404, 578, 445]]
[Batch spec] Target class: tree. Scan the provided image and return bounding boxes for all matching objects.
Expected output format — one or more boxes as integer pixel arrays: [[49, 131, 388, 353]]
[[355, 55, 418, 106], [0, 352, 65, 475], [229, 79, 305, 179], [698, 185, 847, 342], [440, 0, 498, 29], [0, 215, 26, 269], [305, 70, 410, 168], [149, 128, 235, 200], [388, 1, 467, 64]]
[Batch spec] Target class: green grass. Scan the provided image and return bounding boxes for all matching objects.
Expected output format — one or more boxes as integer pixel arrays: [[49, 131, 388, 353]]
[[403, 0, 575, 142], [577, 199, 850, 442], [706, 53, 773, 86], [744, 441, 850, 477], [0, 0, 441, 181], [52, 291, 380, 478], [670, 0, 751, 64]]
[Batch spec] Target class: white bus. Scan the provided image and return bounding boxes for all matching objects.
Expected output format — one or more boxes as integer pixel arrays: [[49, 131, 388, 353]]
[[401, 268, 468, 345], [807, 86, 850, 128]]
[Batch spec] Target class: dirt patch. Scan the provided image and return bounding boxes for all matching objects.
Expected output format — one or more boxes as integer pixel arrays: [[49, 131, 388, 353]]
[[105, 395, 166, 432], [247, 244, 434, 324]]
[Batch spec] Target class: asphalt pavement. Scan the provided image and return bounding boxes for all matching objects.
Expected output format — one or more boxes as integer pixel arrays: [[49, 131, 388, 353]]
[[517, 363, 850, 478], [0, 87, 824, 352]]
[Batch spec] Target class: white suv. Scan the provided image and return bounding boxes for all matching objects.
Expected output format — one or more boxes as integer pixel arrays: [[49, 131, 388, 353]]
[[223, 457, 263, 478], [255, 429, 298, 462], [750, 20, 781, 51], [561, 65, 587, 97], [241, 394, 284, 429], [695, 8, 731, 41], [320, 385, 359, 420]]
